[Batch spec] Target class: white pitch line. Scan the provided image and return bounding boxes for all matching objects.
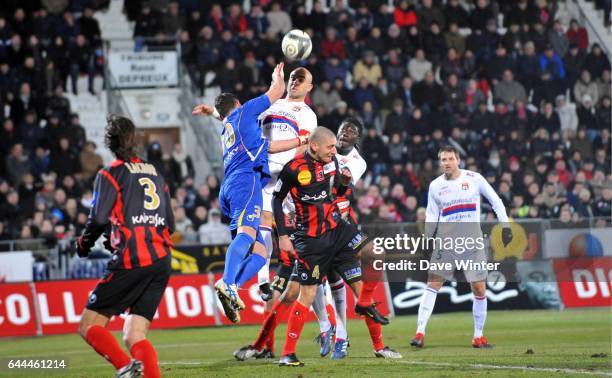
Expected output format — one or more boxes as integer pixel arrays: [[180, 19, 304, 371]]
[[396, 360, 612, 376]]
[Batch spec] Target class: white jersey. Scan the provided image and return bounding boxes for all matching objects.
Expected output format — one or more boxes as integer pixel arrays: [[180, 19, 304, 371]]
[[259, 99, 317, 172], [426, 170, 509, 240], [337, 147, 367, 185]]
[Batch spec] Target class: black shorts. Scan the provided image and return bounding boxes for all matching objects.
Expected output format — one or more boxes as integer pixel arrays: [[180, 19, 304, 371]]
[[293, 221, 367, 286], [86, 256, 171, 321], [271, 263, 294, 293]]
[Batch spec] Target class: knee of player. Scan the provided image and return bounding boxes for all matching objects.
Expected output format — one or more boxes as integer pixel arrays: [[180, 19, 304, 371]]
[[281, 282, 300, 304], [471, 281, 486, 297], [123, 332, 146, 349], [77, 320, 90, 339], [261, 210, 273, 226], [298, 284, 318, 305]]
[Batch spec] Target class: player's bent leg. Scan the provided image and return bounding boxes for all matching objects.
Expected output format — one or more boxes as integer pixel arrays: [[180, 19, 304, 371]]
[[257, 211, 274, 300], [412, 274, 445, 348], [350, 242, 389, 325], [79, 309, 132, 371], [123, 314, 157, 378], [217, 225, 260, 320], [312, 283, 334, 357], [235, 281, 300, 361], [235, 239, 267, 288], [279, 284, 318, 367], [470, 280, 492, 348]]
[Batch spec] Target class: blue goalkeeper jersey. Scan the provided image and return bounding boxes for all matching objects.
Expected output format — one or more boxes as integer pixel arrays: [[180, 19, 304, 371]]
[[221, 93, 271, 183]]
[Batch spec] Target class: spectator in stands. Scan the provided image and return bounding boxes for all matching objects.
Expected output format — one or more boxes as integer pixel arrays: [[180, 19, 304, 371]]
[[574, 70, 599, 108], [321, 26, 346, 60], [556, 95, 578, 133], [444, 0, 468, 28], [384, 99, 410, 138], [77, 7, 101, 45], [539, 44, 565, 82], [412, 70, 444, 114], [363, 27, 386, 57], [566, 19, 588, 50], [5, 143, 30, 187], [488, 43, 516, 83], [596, 70, 610, 100], [407, 48, 431, 82], [247, 3, 269, 37], [393, 0, 417, 30], [423, 21, 446, 67], [68, 35, 95, 95], [494, 69, 527, 107], [583, 43, 611, 79], [444, 21, 465, 56], [198, 208, 231, 245], [161, 1, 185, 37], [79, 141, 103, 183], [548, 20, 569, 58], [267, 1, 292, 36], [353, 50, 382, 85]]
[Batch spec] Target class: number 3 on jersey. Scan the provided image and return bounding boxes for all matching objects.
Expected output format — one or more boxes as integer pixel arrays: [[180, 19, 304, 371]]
[[139, 177, 160, 210]]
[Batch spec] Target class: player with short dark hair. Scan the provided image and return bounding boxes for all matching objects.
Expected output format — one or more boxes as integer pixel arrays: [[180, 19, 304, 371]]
[[75, 114, 175, 378], [410, 145, 513, 349]]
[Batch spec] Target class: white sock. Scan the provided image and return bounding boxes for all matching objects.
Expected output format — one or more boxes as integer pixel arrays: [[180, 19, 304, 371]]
[[473, 295, 487, 338], [257, 228, 273, 285], [416, 288, 438, 334], [312, 284, 331, 333], [330, 280, 347, 340]]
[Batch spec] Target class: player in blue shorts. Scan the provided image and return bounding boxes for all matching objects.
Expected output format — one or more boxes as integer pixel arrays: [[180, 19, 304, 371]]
[[193, 62, 308, 323]]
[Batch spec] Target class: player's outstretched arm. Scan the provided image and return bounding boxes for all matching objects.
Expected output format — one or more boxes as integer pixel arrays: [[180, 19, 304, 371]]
[[268, 133, 309, 153], [265, 62, 286, 104], [192, 104, 222, 120]]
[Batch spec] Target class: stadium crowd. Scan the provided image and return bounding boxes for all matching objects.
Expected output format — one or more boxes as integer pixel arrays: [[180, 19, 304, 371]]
[[0, 0, 611, 249]]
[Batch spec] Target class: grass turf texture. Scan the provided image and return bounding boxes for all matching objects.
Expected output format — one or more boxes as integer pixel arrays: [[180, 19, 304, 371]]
[[0, 308, 609, 377]]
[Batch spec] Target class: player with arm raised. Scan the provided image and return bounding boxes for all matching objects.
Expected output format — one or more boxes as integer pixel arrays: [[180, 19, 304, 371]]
[[410, 146, 513, 349], [191, 62, 296, 323], [75, 115, 175, 378], [192, 67, 317, 319]]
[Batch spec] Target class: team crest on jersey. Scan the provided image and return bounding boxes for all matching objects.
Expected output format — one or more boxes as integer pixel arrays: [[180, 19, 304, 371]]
[[462, 182, 469, 190], [292, 106, 301, 112], [297, 169, 312, 185], [223, 123, 235, 148]]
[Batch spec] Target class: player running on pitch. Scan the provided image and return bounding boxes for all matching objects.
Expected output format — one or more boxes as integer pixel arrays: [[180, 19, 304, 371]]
[[75, 115, 175, 378], [410, 146, 513, 349]]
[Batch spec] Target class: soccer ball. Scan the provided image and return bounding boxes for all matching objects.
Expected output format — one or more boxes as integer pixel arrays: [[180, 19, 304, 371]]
[[281, 29, 312, 61]]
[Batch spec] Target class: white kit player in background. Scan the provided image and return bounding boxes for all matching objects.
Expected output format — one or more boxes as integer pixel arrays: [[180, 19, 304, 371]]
[[410, 146, 513, 349]]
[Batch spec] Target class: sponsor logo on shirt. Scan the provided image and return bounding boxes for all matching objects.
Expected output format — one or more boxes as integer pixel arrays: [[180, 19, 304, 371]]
[[132, 213, 166, 227], [297, 169, 312, 185]]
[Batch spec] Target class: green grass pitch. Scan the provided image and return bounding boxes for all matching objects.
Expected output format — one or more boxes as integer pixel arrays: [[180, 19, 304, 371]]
[[0, 308, 610, 377]]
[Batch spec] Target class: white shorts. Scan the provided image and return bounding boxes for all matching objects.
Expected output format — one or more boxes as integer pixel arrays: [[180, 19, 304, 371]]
[[262, 170, 279, 213], [429, 248, 488, 283]]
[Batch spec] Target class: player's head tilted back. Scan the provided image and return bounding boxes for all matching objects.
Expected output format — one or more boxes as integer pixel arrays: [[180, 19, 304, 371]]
[[438, 145, 461, 178], [215, 92, 240, 119], [337, 117, 362, 151], [308, 126, 336, 163], [287, 67, 313, 100], [105, 114, 137, 160]]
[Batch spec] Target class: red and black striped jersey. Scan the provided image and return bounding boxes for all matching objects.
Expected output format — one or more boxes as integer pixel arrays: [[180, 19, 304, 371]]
[[273, 152, 348, 238], [79, 157, 175, 269]]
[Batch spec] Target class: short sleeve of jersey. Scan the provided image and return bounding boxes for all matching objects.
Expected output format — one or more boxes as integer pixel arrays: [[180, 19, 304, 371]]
[[90, 170, 118, 225], [299, 109, 318, 135], [241, 93, 271, 120]]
